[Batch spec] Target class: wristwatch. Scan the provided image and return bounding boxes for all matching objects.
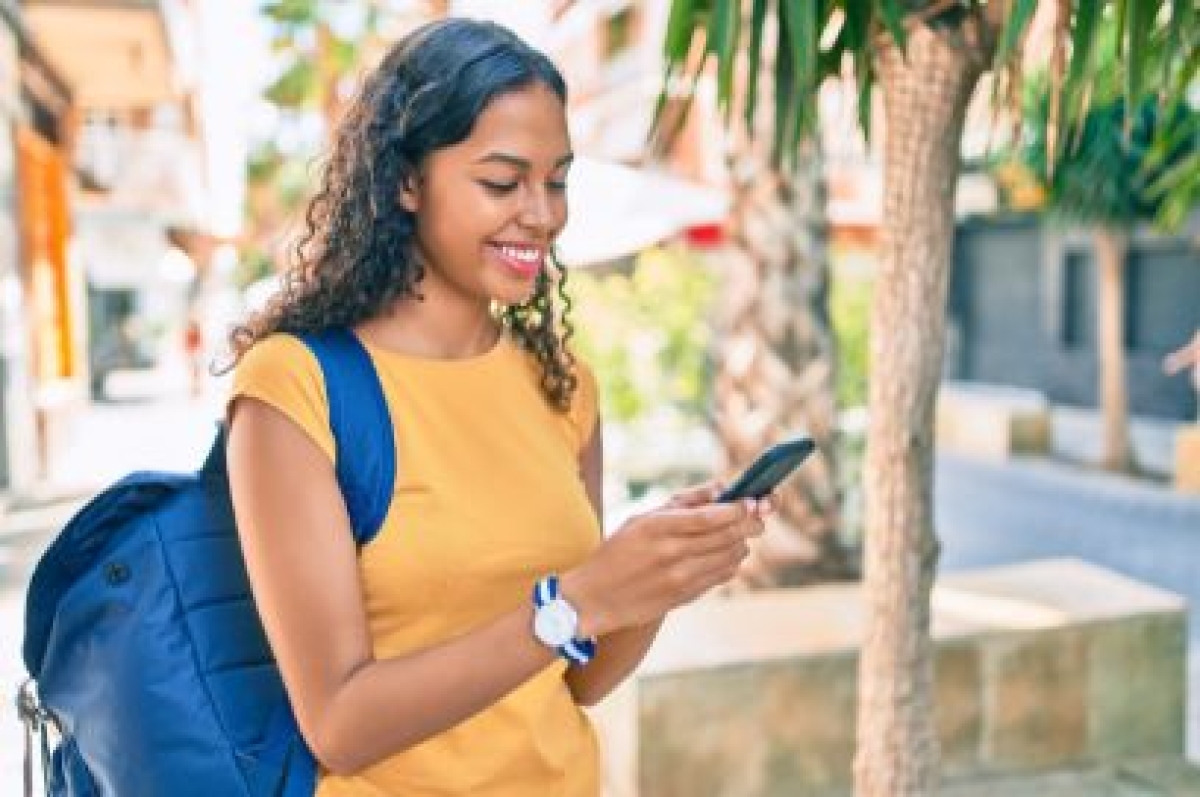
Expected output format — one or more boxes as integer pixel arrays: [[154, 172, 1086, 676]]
[[532, 575, 596, 665]]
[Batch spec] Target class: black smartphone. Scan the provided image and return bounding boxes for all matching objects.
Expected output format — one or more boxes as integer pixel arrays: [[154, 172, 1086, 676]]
[[717, 438, 816, 502]]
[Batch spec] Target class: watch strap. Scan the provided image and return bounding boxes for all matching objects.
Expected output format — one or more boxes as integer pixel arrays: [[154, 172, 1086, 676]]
[[532, 575, 595, 665]]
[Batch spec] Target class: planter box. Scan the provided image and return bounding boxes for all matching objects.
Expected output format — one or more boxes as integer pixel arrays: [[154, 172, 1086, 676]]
[[590, 559, 1187, 796], [936, 382, 1050, 460], [1176, 425, 1200, 494]]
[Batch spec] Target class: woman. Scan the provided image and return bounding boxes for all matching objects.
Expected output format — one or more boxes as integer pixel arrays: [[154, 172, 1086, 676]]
[[224, 18, 769, 796]]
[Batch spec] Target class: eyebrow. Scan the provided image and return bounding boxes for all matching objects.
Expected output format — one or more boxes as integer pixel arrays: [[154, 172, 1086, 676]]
[[474, 152, 574, 170]]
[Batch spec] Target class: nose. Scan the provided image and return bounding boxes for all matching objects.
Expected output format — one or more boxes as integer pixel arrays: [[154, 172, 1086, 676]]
[[517, 185, 559, 235]]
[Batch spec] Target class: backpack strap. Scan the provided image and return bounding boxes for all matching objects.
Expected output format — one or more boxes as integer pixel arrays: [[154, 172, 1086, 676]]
[[298, 328, 396, 546]]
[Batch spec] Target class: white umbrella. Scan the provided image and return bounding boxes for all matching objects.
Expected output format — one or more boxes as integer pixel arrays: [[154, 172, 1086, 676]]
[[556, 157, 729, 267]]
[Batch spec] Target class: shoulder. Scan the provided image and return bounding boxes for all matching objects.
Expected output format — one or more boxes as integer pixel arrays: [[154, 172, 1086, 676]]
[[229, 333, 335, 463], [235, 333, 321, 383]]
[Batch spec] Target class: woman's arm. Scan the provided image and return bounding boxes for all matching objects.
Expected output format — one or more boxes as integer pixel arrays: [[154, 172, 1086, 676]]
[[227, 397, 562, 775], [564, 416, 663, 707]]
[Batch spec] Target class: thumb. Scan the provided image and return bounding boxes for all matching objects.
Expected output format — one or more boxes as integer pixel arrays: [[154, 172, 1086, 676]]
[[666, 480, 724, 509]]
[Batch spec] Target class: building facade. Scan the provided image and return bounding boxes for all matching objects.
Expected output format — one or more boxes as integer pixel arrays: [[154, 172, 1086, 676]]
[[0, 0, 212, 489]]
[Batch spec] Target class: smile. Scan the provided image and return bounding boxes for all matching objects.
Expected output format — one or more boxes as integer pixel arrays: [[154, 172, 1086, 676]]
[[488, 242, 545, 278]]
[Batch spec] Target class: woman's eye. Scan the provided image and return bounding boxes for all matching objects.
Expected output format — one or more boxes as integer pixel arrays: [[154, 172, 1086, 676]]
[[479, 180, 518, 194], [548, 180, 568, 193]]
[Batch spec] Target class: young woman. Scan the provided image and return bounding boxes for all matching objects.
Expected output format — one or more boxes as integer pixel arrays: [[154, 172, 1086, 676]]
[[224, 18, 769, 796]]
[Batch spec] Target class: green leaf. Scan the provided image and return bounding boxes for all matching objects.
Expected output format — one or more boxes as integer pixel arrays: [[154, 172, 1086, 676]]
[[265, 59, 318, 109], [855, 51, 874, 138], [263, 0, 317, 26], [1146, 149, 1200, 199], [875, 0, 907, 52], [663, 0, 701, 62], [1162, 4, 1198, 111], [1058, 0, 1103, 159], [744, 0, 769, 133], [1124, 0, 1161, 113], [994, 0, 1038, 67], [1114, 0, 1128, 57], [330, 34, 359, 74], [842, 0, 873, 51], [779, 0, 818, 137], [709, 0, 740, 121], [773, 6, 797, 167]]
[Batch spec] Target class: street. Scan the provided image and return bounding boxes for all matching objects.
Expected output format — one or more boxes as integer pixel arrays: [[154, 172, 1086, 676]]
[[2, 387, 1199, 793]]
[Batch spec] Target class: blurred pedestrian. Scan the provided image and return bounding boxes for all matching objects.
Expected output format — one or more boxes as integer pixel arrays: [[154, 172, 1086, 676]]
[[1164, 329, 1200, 422], [221, 19, 772, 796], [183, 315, 205, 396]]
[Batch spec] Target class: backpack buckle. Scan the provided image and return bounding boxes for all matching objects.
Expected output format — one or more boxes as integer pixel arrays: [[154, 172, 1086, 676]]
[[16, 679, 57, 732], [17, 679, 58, 796]]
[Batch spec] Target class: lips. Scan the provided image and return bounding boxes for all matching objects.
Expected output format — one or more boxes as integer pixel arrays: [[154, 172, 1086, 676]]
[[487, 242, 545, 279]]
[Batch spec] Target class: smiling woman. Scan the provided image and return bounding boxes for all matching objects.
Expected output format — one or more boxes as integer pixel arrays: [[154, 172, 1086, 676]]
[[218, 17, 770, 797]]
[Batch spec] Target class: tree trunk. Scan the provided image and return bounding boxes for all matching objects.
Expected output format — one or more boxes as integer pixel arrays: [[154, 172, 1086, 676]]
[[713, 5, 851, 588], [1093, 227, 1132, 472], [855, 24, 985, 795]]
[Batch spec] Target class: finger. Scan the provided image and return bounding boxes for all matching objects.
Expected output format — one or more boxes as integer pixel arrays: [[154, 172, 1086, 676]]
[[667, 501, 750, 535], [754, 496, 776, 519], [666, 480, 724, 509], [650, 503, 742, 535], [675, 521, 758, 557]]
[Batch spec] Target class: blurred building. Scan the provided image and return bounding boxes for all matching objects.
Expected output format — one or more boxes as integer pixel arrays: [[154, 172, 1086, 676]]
[[0, 0, 74, 490], [0, 0, 214, 490]]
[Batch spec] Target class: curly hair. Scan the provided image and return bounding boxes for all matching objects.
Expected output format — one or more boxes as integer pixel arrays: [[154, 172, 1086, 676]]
[[223, 19, 579, 411]]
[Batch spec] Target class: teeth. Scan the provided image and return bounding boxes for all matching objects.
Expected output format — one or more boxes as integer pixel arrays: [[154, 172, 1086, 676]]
[[498, 245, 540, 264]]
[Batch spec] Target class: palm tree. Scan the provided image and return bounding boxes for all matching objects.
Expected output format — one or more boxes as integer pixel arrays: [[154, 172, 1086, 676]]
[[714, 133, 855, 588], [657, 1, 1198, 793], [1019, 70, 1200, 472], [698, 5, 852, 588]]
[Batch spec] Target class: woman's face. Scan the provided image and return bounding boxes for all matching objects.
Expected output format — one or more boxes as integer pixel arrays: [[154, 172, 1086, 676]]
[[401, 81, 572, 308]]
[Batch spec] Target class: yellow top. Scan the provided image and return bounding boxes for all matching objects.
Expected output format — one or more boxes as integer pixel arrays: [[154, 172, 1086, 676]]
[[230, 331, 602, 797]]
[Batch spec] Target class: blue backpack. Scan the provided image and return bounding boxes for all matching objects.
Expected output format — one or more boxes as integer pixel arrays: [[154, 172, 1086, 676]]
[[18, 329, 395, 797]]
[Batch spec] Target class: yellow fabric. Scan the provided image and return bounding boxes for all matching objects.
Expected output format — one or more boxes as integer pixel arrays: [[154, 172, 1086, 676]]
[[230, 331, 602, 797]]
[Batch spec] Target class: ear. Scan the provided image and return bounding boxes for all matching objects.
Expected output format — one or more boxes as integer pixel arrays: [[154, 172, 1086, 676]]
[[398, 174, 420, 213]]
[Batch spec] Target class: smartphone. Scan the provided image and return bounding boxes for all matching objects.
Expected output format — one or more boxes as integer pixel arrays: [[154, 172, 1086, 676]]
[[717, 437, 816, 502]]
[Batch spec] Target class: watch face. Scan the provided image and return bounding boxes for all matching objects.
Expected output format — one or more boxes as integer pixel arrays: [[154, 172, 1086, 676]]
[[534, 598, 577, 647]]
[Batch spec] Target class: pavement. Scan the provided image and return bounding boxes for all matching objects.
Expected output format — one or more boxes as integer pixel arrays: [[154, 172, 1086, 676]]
[[1, 377, 1198, 794]]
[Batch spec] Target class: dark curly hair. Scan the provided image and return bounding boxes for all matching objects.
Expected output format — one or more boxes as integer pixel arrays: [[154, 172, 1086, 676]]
[[224, 18, 579, 411]]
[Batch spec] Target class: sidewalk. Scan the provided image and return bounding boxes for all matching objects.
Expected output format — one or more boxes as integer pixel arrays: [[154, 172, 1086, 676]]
[[1050, 404, 1184, 480]]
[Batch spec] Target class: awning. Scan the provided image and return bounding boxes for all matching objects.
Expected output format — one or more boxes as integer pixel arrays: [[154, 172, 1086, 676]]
[[557, 157, 729, 267]]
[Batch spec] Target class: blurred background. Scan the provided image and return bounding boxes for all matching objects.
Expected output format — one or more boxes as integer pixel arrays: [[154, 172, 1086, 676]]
[[0, 1, 1197, 794]]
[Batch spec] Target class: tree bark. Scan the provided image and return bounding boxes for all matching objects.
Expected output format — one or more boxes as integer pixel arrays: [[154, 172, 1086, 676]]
[[855, 23, 985, 796], [716, 137, 854, 587], [1093, 227, 1132, 472]]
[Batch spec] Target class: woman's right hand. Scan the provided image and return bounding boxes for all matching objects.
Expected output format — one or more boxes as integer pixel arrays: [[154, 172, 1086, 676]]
[[560, 487, 769, 638]]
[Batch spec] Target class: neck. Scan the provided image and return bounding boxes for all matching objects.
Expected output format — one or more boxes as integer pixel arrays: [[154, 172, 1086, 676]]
[[360, 294, 500, 360]]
